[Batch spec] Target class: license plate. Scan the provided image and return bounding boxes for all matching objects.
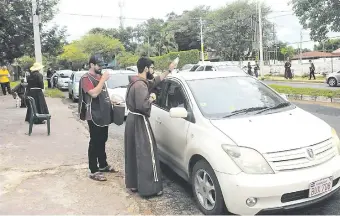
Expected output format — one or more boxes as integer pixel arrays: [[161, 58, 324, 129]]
[[309, 177, 333, 198]]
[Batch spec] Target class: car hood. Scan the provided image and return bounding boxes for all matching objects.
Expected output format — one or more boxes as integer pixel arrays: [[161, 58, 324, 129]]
[[210, 107, 332, 153], [107, 88, 127, 100]]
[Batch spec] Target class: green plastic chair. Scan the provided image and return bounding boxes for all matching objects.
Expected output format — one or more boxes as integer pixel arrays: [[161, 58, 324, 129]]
[[26, 96, 51, 136]]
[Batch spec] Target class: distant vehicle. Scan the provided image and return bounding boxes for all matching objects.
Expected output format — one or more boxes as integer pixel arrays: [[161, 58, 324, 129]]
[[126, 66, 138, 72], [188, 64, 246, 74], [56, 70, 73, 90], [180, 64, 195, 72], [68, 71, 87, 102], [326, 71, 340, 87], [105, 69, 137, 116]]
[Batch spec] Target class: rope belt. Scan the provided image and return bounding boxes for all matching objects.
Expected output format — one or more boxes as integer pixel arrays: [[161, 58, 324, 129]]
[[129, 111, 158, 182]]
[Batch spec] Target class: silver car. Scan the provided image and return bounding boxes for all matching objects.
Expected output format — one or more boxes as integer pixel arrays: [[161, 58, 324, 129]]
[[68, 71, 87, 102], [326, 71, 340, 87], [56, 70, 73, 90]]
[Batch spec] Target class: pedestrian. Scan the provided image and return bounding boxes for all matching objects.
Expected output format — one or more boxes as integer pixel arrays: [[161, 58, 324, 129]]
[[46, 68, 53, 88], [25, 62, 49, 124], [124, 57, 176, 197], [309, 60, 316, 80], [11, 78, 28, 108], [254, 61, 260, 78], [78, 54, 118, 182], [247, 62, 252, 76], [0, 66, 12, 95], [284, 58, 292, 79]]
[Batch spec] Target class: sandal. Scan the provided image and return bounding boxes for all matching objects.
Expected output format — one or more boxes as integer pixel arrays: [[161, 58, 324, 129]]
[[99, 165, 118, 173], [89, 172, 107, 181]]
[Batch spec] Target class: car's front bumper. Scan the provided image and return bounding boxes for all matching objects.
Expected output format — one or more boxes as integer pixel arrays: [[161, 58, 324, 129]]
[[58, 84, 69, 89], [215, 155, 340, 215]]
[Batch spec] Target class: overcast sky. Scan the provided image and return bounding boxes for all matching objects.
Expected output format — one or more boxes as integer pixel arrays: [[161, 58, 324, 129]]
[[49, 0, 330, 50]]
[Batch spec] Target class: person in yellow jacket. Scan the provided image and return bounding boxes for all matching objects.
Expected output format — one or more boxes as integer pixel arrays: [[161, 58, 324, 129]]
[[0, 66, 11, 95]]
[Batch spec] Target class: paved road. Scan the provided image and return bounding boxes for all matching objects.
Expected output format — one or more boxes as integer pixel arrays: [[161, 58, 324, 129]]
[[263, 80, 340, 91], [64, 94, 340, 215]]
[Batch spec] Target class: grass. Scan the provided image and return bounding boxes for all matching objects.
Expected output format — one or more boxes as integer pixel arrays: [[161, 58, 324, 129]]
[[11, 80, 65, 98], [264, 75, 325, 83], [269, 84, 340, 98]]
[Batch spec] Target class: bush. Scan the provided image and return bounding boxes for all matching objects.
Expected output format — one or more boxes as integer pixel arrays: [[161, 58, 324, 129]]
[[269, 84, 340, 98]]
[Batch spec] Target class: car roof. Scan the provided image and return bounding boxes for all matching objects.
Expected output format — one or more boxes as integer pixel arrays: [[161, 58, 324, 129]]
[[104, 69, 136, 74], [74, 71, 87, 74], [170, 71, 248, 81]]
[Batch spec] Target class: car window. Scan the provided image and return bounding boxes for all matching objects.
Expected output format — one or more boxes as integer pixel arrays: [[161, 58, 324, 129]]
[[70, 73, 74, 81], [205, 66, 214, 71], [187, 76, 293, 119], [196, 66, 204, 71], [75, 73, 85, 82], [189, 65, 200, 71], [152, 81, 167, 107], [163, 82, 188, 111], [181, 64, 193, 70]]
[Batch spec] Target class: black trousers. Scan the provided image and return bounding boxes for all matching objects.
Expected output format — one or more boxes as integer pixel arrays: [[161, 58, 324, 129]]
[[47, 78, 51, 88], [309, 71, 315, 80], [87, 120, 109, 173], [1, 82, 11, 95]]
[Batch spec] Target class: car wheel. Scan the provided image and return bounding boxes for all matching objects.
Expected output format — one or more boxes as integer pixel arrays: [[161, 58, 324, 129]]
[[328, 78, 337, 87], [191, 160, 226, 215], [72, 91, 77, 102]]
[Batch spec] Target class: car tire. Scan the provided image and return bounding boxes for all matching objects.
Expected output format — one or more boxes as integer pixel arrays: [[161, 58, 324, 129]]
[[191, 159, 226, 215], [72, 91, 77, 102], [328, 77, 337, 87]]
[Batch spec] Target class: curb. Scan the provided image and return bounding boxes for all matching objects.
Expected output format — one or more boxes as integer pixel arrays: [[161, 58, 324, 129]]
[[284, 94, 340, 103], [264, 80, 325, 84]]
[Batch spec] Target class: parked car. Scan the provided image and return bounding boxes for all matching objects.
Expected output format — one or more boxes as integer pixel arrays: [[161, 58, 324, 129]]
[[68, 70, 87, 102], [149, 71, 340, 215], [188, 63, 245, 74], [56, 70, 73, 90], [326, 71, 340, 87], [105, 69, 137, 116], [126, 66, 138, 72], [180, 64, 195, 72]]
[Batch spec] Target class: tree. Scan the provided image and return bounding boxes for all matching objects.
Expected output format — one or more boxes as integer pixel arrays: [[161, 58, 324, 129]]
[[205, 0, 273, 61], [280, 46, 295, 60], [0, 0, 63, 63], [314, 39, 340, 52], [291, 0, 340, 41]]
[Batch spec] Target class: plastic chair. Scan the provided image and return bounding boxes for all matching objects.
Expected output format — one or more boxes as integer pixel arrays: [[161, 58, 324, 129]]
[[26, 96, 51, 136]]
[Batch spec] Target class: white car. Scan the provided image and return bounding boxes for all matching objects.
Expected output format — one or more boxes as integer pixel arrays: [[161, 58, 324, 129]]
[[149, 71, 340, 215], [68, 71, 87, 102], [56, 70, 73, 90], [105, 69, 137, 116]]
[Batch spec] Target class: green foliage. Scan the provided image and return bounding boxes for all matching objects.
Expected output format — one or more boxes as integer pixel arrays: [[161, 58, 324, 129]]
[[17, 56, 35, 71], [44, 88, 65, 98], [291, 0, 340, 41], [314, 39, 340, 52], [118, 50, 200, 70], [269, 84, 340, 98], [280, 46, 295, 59], [0, 0, 63, 63]]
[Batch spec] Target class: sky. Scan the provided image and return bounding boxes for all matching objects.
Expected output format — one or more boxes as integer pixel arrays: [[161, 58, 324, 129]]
[[48, 0, 334, 50]]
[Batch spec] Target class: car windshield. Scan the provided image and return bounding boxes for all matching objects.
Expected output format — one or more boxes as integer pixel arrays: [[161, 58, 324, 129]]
[[181, 64, 193, 70], [106, 73, 134, 89], [57, 70, 72, 78], [187, 76, 293, 119]]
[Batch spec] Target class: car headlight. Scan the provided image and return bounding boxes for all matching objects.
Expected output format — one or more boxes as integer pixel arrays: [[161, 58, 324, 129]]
[[111, 94, 125, 104], [222, 144, 274, 174], [331, 128, 340, 155]]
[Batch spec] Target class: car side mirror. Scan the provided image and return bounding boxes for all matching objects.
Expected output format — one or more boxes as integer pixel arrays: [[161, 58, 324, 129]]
[[169, 107, 188, 118], [280, 93, 288, 101]]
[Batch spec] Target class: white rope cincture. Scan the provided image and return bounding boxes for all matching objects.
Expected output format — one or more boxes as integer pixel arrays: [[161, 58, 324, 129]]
[[129, 111, 158, 182]]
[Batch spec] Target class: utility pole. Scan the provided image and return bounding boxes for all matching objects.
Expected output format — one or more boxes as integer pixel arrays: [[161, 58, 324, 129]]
[[258, 0, 264, 77], [299, 29, 302, 64], [31, 0, 43, 69], [200, 17, 205, 64], [273, 24, 276, 64], [118, 0, 125, 29]]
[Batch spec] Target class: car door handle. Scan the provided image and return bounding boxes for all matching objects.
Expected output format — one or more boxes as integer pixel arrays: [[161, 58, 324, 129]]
[[156, 118, 162, 124]]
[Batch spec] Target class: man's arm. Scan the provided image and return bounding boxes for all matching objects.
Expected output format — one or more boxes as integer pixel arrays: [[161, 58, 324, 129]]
[[82, 72, 110, 98], [87, 79, 106, 98]]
